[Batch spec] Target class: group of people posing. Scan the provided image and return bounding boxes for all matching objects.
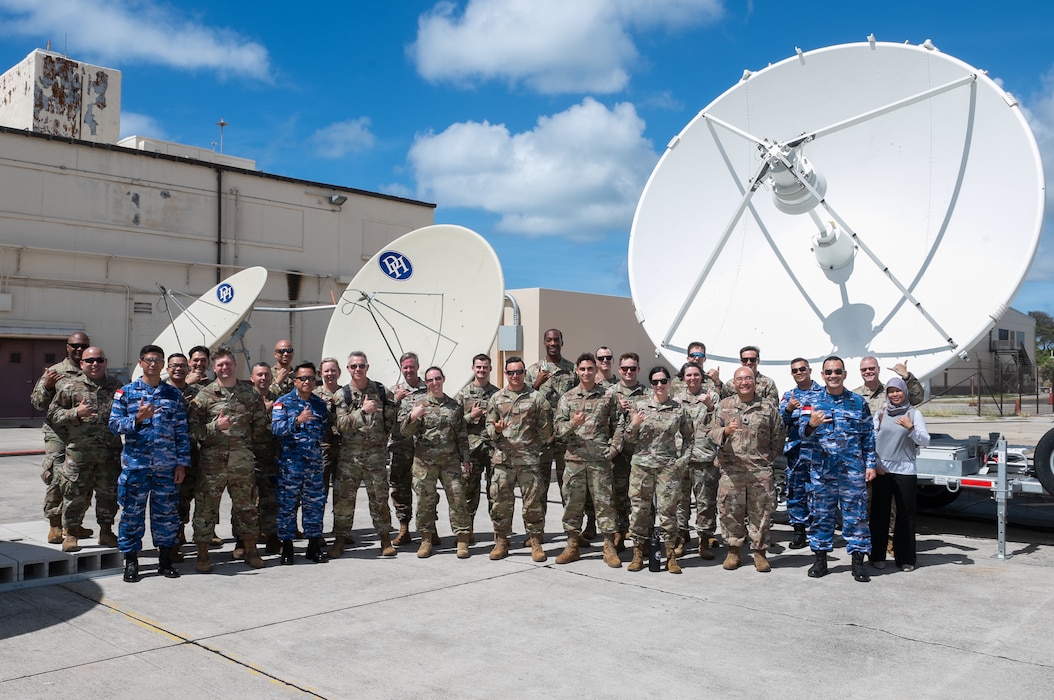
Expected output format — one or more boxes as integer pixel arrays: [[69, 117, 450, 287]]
[[30, 329, 929, 584]]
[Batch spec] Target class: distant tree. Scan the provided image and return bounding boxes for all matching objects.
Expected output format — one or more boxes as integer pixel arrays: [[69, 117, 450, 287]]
[[1037, 354, 1054, 388], [1028, 310, 1054, 352]]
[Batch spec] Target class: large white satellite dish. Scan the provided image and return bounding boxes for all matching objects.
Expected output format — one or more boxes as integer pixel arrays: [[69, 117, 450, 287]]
[[132, 266, 268, 380], [321, 224, 505, 390], [629, 40, 1044, 394]]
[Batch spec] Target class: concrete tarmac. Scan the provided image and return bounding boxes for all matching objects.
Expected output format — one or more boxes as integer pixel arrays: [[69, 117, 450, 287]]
[[2, 419, 1054, 698]]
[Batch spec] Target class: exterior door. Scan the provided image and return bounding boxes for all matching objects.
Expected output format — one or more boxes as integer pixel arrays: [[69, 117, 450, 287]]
[[0, 339, 67, 419]]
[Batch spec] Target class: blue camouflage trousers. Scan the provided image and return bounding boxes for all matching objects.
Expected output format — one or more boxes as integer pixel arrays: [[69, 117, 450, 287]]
[[117, 468, 179, 552], [785, 446, 814, 526], [808, 453, 871, 554], [278, 462, 326, 541]]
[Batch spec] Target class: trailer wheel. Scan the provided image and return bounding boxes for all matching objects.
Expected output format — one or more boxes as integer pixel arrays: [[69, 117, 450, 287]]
[[1033, 428, 1054, 496], [916, 485, 961, 509]]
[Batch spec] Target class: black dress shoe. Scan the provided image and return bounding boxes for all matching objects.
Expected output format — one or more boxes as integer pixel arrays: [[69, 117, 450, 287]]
[[123, 552, 141, 583], [157, 546, 181, 579], [280, 539, 295, 565], [305, 537, 329, 563]]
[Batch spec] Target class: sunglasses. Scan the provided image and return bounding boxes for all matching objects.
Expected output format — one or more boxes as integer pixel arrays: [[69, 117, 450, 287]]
[[505, 369, 526, 376], [596, 355, 613, 361], [650, 378, 669, 385], [741, 357, 759, 364], [347, 363, 367, 369], [81, 357, 106, 364], [619, 366, 639, 372], [823, 368, 845, 376], [860, 366, 878, 373], [275, 348, 294, 354], [689, 352, 705, 358], [790, 367, 809, 374], [293, 375, 316, 382], [68, 343, 89, 350]]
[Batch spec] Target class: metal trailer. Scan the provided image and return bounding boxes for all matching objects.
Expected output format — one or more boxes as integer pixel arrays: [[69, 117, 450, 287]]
[[914, 429, 1054, 558]]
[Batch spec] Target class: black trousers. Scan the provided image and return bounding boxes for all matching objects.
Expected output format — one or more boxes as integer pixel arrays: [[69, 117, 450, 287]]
[[869, 472, 917, 566]]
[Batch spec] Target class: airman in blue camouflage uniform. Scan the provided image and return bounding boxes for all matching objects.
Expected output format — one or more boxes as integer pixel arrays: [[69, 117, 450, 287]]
[[271, 362, 331, 564], [780, 358, 823, 550], [799, 356, 874, 582], [108, 345, 188, 583]]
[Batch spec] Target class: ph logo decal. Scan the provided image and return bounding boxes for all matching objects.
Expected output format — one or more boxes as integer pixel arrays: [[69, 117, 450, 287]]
[[379, 251, 413, 280], [217, 283, 235, 304]]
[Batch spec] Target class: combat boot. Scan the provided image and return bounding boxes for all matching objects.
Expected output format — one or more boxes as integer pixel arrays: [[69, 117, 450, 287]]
[[393, 522, 412, 546], [602, 534, 622, 568], [97, 524, 118, 548], [468, 528, 475, 545], [456, 531, 471, 559], [123, 552, 140, 583], [417, 532, 433, 558], [232, 538, 245, 561], [196, 542, 212, 572], [808, 550, 828, 578], [61, 533, 80, 552], [169, 544, 184, 563], [789, 523, 808, 550], [380, 531, 397, 557], [264, 533, 282, 554], [328, 536, 346, 560], [306, 537, 329, 563], [665, 543, 682, 574], [158, 547, 181, 578], [68, 524, 93, 538], [280, 539, 295, 565], [753, 550, 771, 573], [698, 536, 715, 560], [722, 546, 741, 570], [243, 537, 265, 569], [627, 542, 645, 572], [555, 533, 580, 564], [47, 514, 63, 544], [528, 534, 547, 562], [851, 551, 870, 583], [614, 530, 627, 553], [673, 529, 689, 557], [582, 513, 597, 542], [489, 534, 509, 560]]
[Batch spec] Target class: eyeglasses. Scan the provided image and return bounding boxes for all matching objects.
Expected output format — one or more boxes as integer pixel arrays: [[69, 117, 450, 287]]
[[425, 376, 444, 383], [733, 377, 755, 384], [596, 355, 613, 361], [168, 363, 189, 370], [505, 369, 526, 376], [67, 343, 89, 350], [689, 352, 705, 359], [860, 366, 878, 373], [275, 348, 294, 354], [347, 363, 367, 369], [293, 375, 315, 382], [619, 366, 639, 372], [81, 358, 106, 364], [650, 378, 669, 385], [823, 368, 845, 376], [740, 357, 759, 364], [140, 357, 164, 365], [790, 367, 809, 374]]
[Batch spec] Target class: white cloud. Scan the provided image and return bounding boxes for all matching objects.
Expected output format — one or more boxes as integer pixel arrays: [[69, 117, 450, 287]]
[[0, 0, 270, 79], [307, 118, 375, 159], [408, 97, 657, 237], [119, 111, 167, 141], [410, 0, 723, 94]]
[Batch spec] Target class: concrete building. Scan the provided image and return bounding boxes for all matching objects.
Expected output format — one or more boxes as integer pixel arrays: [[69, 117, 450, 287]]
[[932, 307, 1037, 396], [0, 50, 434, 420]]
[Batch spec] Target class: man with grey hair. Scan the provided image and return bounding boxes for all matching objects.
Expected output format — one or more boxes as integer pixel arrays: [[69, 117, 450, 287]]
[[390, 351, 428, 546]]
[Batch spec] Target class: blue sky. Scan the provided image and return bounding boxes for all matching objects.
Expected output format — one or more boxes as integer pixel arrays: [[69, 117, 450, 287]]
[[1, 0, 1053, 314]]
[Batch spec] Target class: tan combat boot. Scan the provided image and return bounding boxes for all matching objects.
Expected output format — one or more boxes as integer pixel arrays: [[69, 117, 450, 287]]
[[97, 524, 117, 548], [47, 515, 63, 544], [673, 530, 688, 557], [380, 531, 397, 557], [68, 523, 93, 538], [602, 534, 622, 568], [722, 546, 741, 571], [555, 532, 580, 564], [529, 534, 547, 562], [328, 536, 346, 560], [417, 532, 433, 558], [753, 550, 771, 573], [456, 531, 471, 559], [243, 537, 265, 569], [489, 534, 509, 560], [393, 522, 412, 546], [666, 543, 682, 574], [697, 536, 715, 560], [61, 533, 81, 552], [196, 542, 212, 573], [627, 542, 646, 572]]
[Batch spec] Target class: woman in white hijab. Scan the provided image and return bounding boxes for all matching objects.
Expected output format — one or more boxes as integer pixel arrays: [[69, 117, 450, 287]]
[[866, 376, 929, 572]]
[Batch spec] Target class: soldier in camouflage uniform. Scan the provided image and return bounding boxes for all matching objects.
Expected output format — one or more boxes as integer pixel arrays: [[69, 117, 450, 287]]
[[454, 353, 498, 541], [780, 358, 823, 550], [402, 367, 472, 558], [718, 346, 780, 403], [166, 353, 201, 553], [269, 340, 296, 397], [271, 362, 331, 565], [486, 356, 553, 562], [709, 366, 786, 572], [108, 345, 188, 582], [526, 329, 578, 524], [553, 353, 623, 568], [609, 352, 647, 551], [800, 356, 874, 583], [669, 341, 708, 395], [329, 351, 397, 559], [250, 361, 281, 553], [389, 352, 428, 546], [188, 347, 270, 571], [315, 358, 343, 494], [624, 367, 694, 574], [48, 347, 121, 552], [674, 361, 721, 559], [185, 345, 211, 386], [30, 331, 89, 544]]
